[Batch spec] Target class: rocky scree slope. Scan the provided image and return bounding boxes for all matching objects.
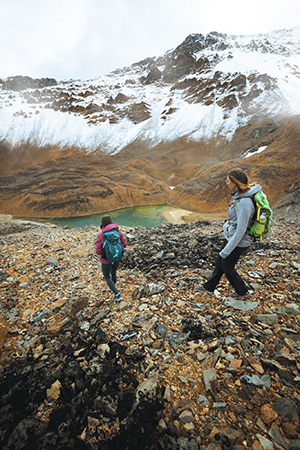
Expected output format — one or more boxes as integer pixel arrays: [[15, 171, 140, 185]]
[[0, 219, 300, 449]]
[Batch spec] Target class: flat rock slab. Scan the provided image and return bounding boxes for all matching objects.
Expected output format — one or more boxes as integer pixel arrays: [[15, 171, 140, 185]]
[[224, 297, 259, 311]]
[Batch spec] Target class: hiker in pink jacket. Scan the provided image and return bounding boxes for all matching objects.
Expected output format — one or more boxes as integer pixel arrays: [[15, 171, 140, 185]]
[[95, 215, 127, 301]]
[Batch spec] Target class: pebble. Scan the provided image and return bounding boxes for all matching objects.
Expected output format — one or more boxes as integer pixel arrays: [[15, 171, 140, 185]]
[[225, 298, 260, 311], [256, 314, 278, 325]]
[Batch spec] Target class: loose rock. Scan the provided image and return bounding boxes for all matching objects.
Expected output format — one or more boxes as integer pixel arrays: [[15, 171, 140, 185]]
[[0, 219, 299, 449]]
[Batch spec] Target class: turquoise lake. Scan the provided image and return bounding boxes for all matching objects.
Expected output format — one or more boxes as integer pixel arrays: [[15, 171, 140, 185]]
[[31, 204, 185, 228]]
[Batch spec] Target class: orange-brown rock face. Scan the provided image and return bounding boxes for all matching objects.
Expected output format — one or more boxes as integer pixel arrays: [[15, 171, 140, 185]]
[[0, 115, 299, 219], [0, 148, 170, 217], [169, 116, 300, 217]]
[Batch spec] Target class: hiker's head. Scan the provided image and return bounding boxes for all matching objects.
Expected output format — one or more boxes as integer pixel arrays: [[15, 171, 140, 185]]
[[101, 215, 112, 229], [227, 168, 251, 193]]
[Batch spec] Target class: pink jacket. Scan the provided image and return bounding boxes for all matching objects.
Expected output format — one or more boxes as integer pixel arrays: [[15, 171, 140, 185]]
[[95, 223, 127, 264]]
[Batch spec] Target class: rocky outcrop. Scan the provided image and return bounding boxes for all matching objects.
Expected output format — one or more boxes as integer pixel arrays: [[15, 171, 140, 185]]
[[124, 101, 151, 124], [2, 75, 57, 91], [143, 67, 162, 84]]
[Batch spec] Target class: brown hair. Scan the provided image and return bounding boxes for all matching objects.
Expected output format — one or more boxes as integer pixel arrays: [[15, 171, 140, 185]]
[[227, 168, 252, 193], [101, 215, 112, 229]]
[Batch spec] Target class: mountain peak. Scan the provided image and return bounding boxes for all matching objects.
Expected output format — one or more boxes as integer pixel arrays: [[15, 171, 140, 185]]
[[0, 26, 299, 154]]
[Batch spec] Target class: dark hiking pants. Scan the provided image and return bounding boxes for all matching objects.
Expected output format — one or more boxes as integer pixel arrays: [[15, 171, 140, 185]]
[[203, 240, 249, 295], [101, 262, 119, 294]]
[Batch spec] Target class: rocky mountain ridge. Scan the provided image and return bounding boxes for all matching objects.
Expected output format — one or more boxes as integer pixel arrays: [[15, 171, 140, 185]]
[[1, 26, 300, 152], [0, 26, 299, 219]]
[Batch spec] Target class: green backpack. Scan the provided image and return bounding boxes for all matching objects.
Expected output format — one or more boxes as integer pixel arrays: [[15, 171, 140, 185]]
[[249, 191, 273, 241]]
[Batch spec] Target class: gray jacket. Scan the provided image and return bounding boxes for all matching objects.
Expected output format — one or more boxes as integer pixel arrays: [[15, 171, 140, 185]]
[[219, 184, 262, 259]]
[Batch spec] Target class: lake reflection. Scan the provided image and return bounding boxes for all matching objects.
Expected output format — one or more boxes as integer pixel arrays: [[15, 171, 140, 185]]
[[46, 204, 180, 228]]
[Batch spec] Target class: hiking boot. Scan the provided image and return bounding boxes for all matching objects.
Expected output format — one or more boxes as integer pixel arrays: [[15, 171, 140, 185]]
[[231, 291, 250, 299], [113, 293, 122, 302], [196, 285, 214, 294]]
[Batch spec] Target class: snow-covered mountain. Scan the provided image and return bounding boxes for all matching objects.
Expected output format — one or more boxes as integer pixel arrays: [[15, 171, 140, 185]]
[[1, 26, 300, 220], [1, 25, 300, 154]]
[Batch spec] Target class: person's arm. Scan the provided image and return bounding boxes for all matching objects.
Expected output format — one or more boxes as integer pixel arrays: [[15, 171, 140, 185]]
[[219, 199, 253, 258], [119, 231, 127, 248], [95, 233, 105, 257]]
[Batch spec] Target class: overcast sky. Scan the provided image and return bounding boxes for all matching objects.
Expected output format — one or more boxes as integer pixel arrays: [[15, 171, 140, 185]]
[[1, 0, 299, 81]]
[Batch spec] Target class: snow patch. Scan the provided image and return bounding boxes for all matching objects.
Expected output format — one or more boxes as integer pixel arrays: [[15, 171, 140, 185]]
[[243, 146, 267, 158]]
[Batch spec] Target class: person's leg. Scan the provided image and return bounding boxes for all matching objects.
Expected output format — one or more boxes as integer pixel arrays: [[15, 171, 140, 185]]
[[111, 263, 118, 285], [101, 263, 118, 295], [203, 254, 224, 292], [202, 240, 227, 292], [221, 246, 248, 295]]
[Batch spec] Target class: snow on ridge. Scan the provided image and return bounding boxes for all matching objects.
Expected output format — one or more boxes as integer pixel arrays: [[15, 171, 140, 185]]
[[221, 24, 300, 53], [0, 107, 133, 152], [0, 93, 240, 153]]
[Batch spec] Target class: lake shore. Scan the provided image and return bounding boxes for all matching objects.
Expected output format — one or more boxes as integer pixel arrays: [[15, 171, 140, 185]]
[[160, 208, 194, 224], [0, 207, 227, 227], [161, 208, 226, 224]]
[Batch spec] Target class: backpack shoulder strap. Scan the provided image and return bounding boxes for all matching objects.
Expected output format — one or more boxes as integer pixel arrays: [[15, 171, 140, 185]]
[[232, 198, 239, 210], [251, 195, 259, 221]]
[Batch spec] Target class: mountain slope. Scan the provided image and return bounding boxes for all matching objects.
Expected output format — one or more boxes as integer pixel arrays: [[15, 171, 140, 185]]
[[0, 26, 300, 218]]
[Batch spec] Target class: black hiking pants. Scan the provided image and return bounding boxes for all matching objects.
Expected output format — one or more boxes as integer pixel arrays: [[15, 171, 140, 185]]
[[203, 240, 249, 295]]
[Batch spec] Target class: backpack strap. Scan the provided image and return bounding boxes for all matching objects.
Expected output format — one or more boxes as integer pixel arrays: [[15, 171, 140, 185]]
[[232, 198, 239, 210], [251, 196, 260, 223]]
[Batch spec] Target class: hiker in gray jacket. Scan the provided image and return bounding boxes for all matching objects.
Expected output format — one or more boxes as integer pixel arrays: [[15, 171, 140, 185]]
[[199, 168, 262, 298]]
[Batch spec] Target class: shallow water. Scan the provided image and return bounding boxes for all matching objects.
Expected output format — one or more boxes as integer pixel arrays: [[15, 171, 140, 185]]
[[32, 204, 181, 228]]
